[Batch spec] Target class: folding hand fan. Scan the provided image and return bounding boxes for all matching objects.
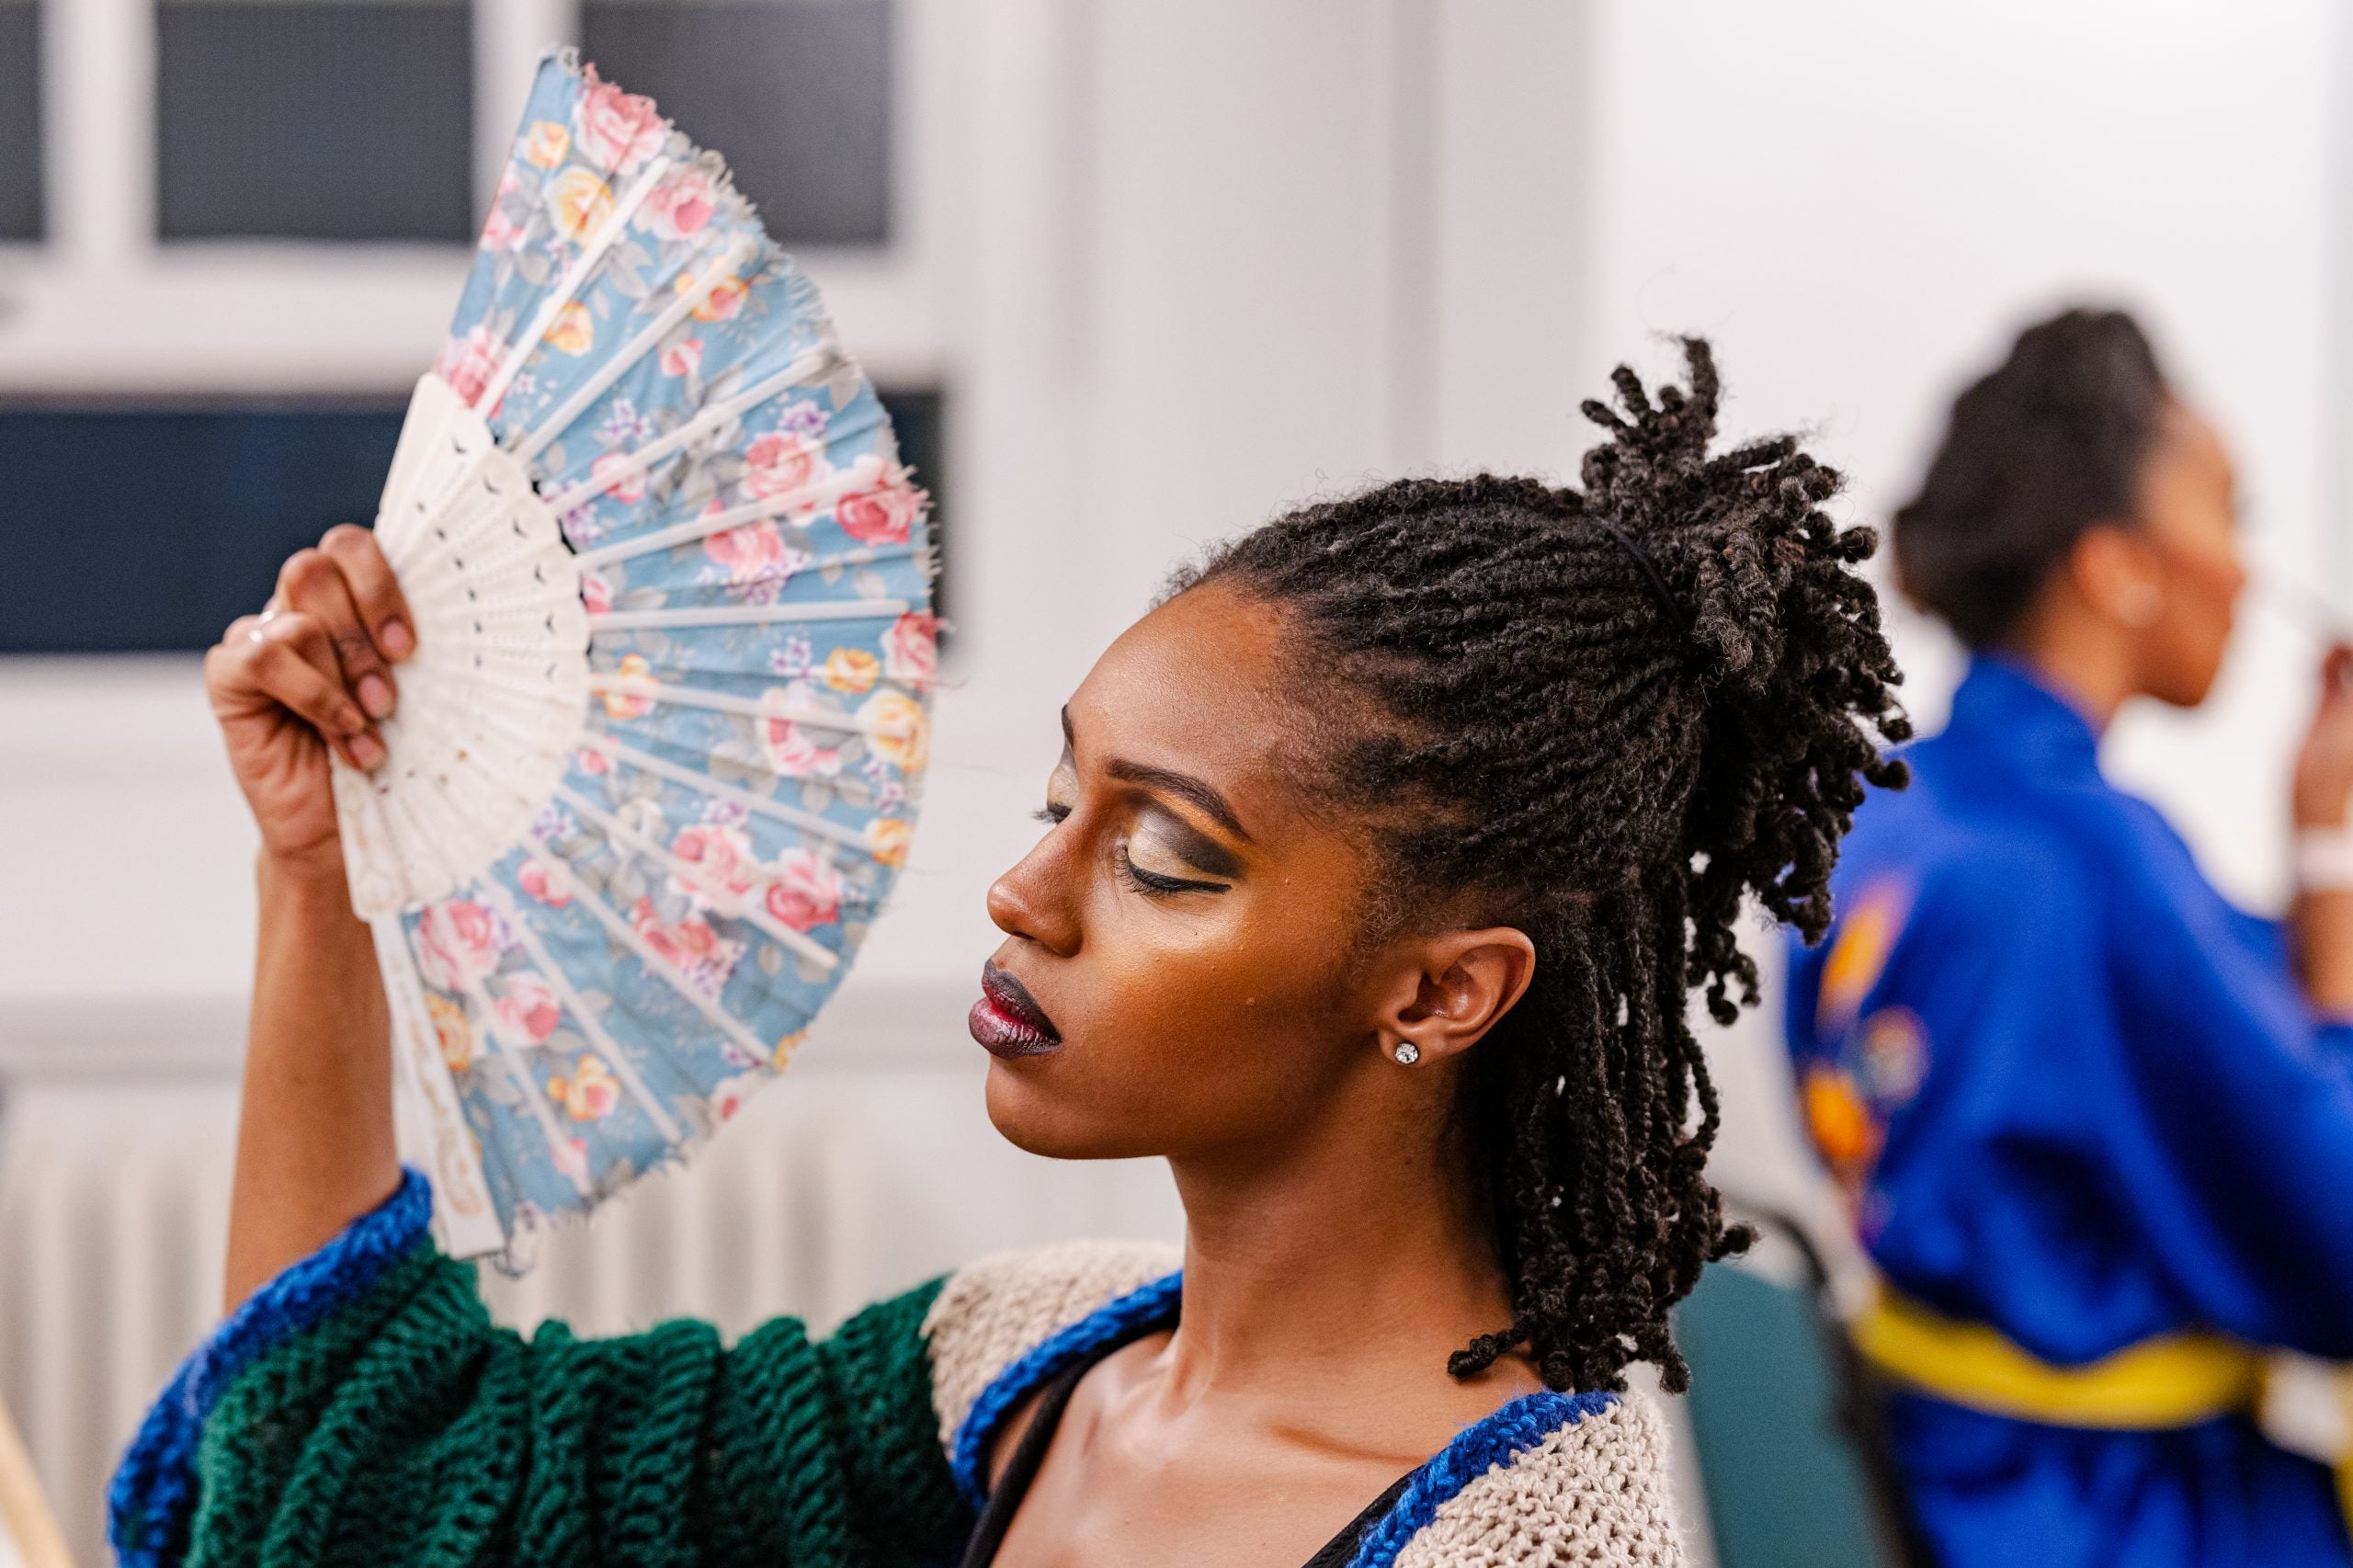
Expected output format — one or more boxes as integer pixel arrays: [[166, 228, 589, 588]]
[[337, 51, 935, 1264]]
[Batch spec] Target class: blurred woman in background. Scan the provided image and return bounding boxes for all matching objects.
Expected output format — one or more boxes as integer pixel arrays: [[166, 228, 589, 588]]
[[1787, 308, 2353, 1567]]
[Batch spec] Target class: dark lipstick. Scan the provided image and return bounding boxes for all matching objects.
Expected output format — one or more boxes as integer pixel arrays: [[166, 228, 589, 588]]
[[970, 960, 1063, 1058]]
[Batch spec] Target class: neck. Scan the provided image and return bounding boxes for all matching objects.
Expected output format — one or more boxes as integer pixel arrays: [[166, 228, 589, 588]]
[[1162, 1069, 1518, 1402], [2005, 616, 2132, 734]]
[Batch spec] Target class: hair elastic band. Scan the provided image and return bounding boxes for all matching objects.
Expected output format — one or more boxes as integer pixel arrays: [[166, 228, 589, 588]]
[[1598, 519, 1689, 630]]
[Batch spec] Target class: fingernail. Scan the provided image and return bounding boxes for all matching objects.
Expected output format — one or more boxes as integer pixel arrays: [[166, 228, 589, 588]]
[[381, 619, 415, 658], [351, 733, 387, 769], [358, 674, 395, 719]]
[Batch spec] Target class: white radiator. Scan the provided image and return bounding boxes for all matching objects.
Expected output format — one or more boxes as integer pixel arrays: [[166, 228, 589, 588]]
[[0, 1081, 871, 1568]]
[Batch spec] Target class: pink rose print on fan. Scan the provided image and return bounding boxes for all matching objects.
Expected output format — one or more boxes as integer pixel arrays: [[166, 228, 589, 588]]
[[883, 613, 939, 687], [494, 974, 563, 1045], [518, 858, 574, 906], [479, 170, 527, 251], [692, 274, 748, 323], [707, 1069, 767, 1124], [415, 899, 504, 993], [759, 687, 843, 778], [591, 452, 645, 504], [574, 744, 612, 778], [837, 483, 922, 548], [434, 327, 503, 413], [575, 74, 665, 174], [579, 568, 615, 616], [629, 896, 741, 997], [642, 165, 716, 241], [704, 519, 809, 587], [548, 1055, 621, 1122], [659, 336, 703, 378], [742, 431, 826, 499], [670, 824, 758, 908], [552, 1136, 591, 1188], [764, 848, 844, 933]]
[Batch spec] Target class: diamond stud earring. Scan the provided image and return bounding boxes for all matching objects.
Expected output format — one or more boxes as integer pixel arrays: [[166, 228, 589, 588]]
[[1393, 1041, 1421, 1065]]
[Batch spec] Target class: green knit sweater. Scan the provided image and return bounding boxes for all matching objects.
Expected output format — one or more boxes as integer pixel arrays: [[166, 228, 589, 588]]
[[110, 1170, 1688, 1568], [110, 1173, 969, 1568]]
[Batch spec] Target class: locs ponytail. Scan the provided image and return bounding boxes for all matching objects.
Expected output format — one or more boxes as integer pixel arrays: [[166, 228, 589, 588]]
[[1169, 339, 1909, 1392]]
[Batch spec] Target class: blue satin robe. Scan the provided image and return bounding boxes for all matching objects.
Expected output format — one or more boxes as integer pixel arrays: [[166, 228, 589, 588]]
[[1784, 658, 2353, 1567]]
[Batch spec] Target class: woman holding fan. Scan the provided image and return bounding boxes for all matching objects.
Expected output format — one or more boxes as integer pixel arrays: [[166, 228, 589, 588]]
[[113, 341, 1906, 1567]]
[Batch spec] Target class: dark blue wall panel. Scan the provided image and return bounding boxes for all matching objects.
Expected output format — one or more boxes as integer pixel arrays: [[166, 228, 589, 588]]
[[0, 391, 945, 653]]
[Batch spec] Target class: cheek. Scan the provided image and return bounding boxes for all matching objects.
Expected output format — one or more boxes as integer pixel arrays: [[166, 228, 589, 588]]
[[2173, 544, 2243, 646], [983, 888, 1362, 1159]]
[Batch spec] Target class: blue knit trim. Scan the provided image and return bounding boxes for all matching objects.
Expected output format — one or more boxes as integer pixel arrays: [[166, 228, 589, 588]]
[[948, 1270, 1183, 1506], [1343, 1388, 1621, 1568], [107, 1167, 437, 1568]]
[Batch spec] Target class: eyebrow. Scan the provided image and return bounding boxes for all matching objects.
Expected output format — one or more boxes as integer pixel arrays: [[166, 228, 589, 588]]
[[1106, 759, 1250, 842], [1061, 706, 1250, 842]]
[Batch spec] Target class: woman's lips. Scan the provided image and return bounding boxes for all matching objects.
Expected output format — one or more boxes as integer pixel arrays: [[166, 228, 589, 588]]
[[971, 960, 1062, 1059]]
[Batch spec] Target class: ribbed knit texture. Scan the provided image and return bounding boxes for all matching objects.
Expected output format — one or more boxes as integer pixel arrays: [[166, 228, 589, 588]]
[[109, 1176, 970, 1568], [946, 1272, 1181, 1506], [110, 1172, 439, 1568], [114, 1187, 1687, 1566]]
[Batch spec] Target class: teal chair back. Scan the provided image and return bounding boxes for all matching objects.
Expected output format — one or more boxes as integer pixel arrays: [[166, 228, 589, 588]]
[[1674, 1214, 1932, 1568]]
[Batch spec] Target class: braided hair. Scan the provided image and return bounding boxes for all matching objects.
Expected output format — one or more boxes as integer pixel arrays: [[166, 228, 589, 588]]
[[1893, 307, 2168, 647], [1168, 338, 1908, 1393]]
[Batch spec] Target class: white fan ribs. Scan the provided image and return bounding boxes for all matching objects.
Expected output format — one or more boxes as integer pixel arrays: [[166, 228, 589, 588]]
[[567, 446, 899, 570], [590, 599, 909, 633], [585, 673, 914, 735], [524, 850, 776, 1065], [509, 235, 760, 465], [474, 155, 676, 419], [477, 881, 688, 1144], [581, 731, 878, 853], [540, 344, 844, 517], [551, 782, 841, 971]]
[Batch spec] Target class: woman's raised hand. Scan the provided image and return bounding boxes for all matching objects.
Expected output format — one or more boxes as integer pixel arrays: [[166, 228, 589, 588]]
[[2294, 643, 2353, 832], [203, 526, 414, 874]]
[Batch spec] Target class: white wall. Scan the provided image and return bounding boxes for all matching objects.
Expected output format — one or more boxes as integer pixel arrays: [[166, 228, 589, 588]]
[[7, 0, 2345, 1377], [1583, 0, 2347, 1220], [6, 3, 2351, 1555]]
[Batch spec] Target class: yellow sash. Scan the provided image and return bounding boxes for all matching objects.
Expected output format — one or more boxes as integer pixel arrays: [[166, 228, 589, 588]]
[[1854, 1289, 2353, 1525], [1852, 1290, 2265, 1427]]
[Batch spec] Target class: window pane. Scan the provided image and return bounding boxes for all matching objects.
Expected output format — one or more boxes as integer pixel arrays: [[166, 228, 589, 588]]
[[581, 0, 892, 246], [0, 403, 408, 653], [156, 0, 474, 242], [0, 2, 41, 242], [0, 391, 944, 653]]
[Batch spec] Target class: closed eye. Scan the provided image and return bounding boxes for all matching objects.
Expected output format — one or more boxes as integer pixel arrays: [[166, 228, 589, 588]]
[[1116, 845, 1229, 896]]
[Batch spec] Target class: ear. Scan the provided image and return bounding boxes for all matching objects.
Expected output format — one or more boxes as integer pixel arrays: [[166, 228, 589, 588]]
[[1371, 926, 1538, 1067], [2068, 522, 2165, 630]]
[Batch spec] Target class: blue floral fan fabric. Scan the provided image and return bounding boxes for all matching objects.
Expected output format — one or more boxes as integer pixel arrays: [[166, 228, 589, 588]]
[[374, 52, 933, 1260]]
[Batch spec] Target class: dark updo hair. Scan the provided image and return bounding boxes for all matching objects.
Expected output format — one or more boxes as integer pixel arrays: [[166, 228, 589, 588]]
[[1169, 338, 1909, 1394], [1895, 307, 2170, 647]]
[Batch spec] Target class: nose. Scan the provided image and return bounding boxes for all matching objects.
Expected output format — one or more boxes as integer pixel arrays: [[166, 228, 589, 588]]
[[985, 832, 1082, 957]]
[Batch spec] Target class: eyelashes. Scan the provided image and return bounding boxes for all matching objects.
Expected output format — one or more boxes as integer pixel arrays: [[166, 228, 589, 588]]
[[1114, 844, 1227, 897], [1031, 801, 1229, 896]]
